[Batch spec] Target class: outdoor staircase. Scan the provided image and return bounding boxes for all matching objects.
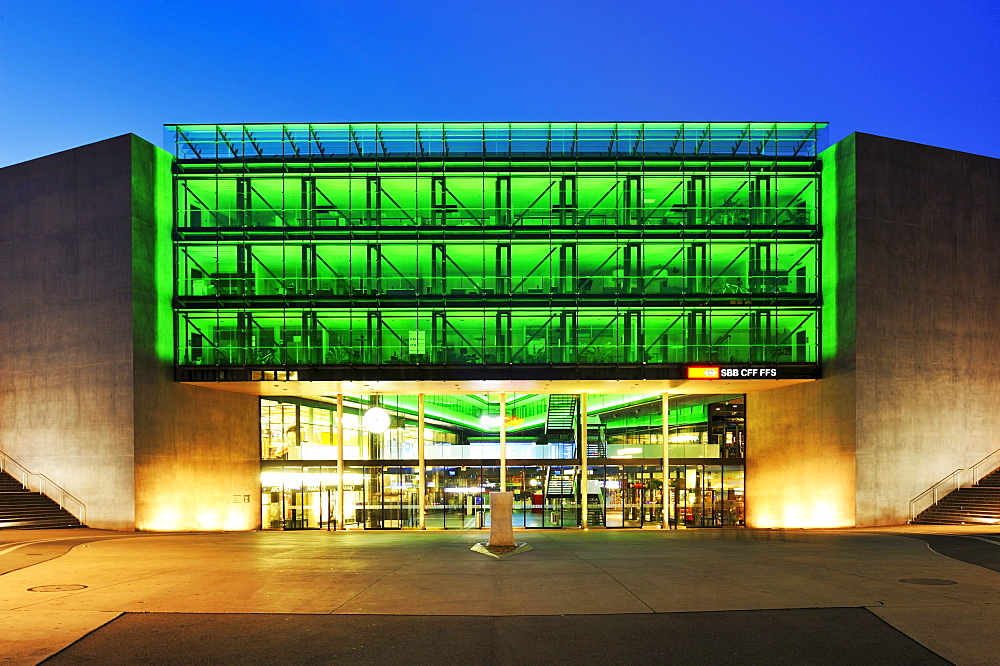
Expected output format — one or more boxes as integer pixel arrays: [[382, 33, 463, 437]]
[[912, 467, 1000, 525], [0, 471, 84, 529]]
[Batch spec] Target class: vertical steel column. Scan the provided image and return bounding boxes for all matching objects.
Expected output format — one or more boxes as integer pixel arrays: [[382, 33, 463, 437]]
[[418, 393, 426, 530], [499, 393, 507, 491], [661, 393, 670, 530], [337, 394, 345, 531], [579, 393, 588, 529]]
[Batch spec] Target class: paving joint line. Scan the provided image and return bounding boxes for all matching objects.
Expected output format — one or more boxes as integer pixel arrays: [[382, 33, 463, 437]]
[[326, 531, 473, 614], [542, 533, 656, 613]]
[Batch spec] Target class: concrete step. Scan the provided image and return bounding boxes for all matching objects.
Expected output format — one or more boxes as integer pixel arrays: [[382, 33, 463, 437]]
[[921, 511, 1000, 520], [924, 499, 999, 506], [932, 501, 1000, 507], [914, 520, 1000, 526], [920, 513, 1000, 522], [0, 518, 82, 529], [0, 499, 75, 508], [938, 499, 1000, 509], [912, 471, 1000, 524], [939, 493, 1000, 499], [0, 508, 80, 518], [0, 472, 84, 530]]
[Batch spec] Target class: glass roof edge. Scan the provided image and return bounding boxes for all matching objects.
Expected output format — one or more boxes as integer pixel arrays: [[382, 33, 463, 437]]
[[164, 121, 830, 130], [165, 121, 828, 159]]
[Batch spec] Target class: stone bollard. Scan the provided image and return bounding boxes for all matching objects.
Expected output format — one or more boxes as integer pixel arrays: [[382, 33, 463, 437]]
[[488, 491, 515, 547], [470, 491, 532, 558]]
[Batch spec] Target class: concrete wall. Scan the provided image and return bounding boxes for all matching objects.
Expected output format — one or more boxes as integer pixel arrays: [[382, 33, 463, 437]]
[[129, 137, 260, 531], [749, 134, 1000, 528], [852, 134, 1000, 525], [0, 136, 260, 531], [745, 137, 858, 528], [0, 136, 138, 530]]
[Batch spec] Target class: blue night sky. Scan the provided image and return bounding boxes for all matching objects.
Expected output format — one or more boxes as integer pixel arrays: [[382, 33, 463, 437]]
[[1, 0, 997, 166]]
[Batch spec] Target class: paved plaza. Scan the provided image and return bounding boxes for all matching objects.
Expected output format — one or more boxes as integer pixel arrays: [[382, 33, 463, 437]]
[[1, 526, 999, 664]]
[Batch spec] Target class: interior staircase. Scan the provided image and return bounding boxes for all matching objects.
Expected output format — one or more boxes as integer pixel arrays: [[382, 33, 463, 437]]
[[911, 467, 1000, 525], [586, 426, 607, 458], [0, 471, 84, 529], [586, 495, 605, 526], [544, 467, 576, 498], [545, 394, 579, 434]]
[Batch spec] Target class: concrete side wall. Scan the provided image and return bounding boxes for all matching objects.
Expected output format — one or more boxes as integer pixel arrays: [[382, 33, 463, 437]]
[[129, 137, 260, 531], [745, 137, 858, 528], [853, 134, 1000, 526], [0, 137, 138, 530]]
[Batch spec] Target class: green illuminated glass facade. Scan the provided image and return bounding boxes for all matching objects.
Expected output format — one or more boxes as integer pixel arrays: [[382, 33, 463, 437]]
[[169, 122, 823, 374]]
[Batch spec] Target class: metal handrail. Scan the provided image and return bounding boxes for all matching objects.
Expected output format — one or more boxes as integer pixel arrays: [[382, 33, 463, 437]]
[[909, 447, 1000, 522], [0, 450, 87, 526]]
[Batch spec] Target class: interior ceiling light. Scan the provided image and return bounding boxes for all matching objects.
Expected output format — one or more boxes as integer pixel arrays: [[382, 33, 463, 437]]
[[362, 407, 391, 434], [480, 414, 503, 429]]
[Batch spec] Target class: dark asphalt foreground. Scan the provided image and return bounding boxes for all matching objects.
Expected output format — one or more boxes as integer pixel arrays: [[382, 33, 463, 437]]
[[44, 608, 947, 665], [904, 533, 1000, 573]]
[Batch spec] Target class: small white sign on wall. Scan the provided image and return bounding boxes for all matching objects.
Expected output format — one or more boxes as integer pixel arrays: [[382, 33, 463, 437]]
[[408, 330, 426, 354]]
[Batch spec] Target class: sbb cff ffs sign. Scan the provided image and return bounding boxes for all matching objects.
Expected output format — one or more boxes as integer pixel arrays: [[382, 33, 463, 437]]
[[686, 366, 779, 379]]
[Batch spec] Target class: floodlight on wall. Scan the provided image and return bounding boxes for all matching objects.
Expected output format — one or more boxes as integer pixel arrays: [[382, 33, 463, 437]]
[[362, 407, 391, 434]]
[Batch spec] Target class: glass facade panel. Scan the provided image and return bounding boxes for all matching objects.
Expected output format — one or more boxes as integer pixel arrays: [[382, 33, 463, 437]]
[[260, 464, 338, 530], [670, 465, 745, 528], [175, 173, 818, 231], [259, 393, 747, 530], [424, 466, 497, 529], [180, 307, 818, 366], [504, 466, 581, 528], [589, 465, 665, 528], [260, 394, 746, 465]]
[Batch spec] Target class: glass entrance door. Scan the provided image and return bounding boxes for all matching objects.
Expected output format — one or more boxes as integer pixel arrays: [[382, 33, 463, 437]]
[[426, 466, 493, 529], [671, 465, 744, 527], [594, 465, 663, 528], [349, 466, 420, 529], [261, 465, 338, 530], [508, 465, 579, 528]]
